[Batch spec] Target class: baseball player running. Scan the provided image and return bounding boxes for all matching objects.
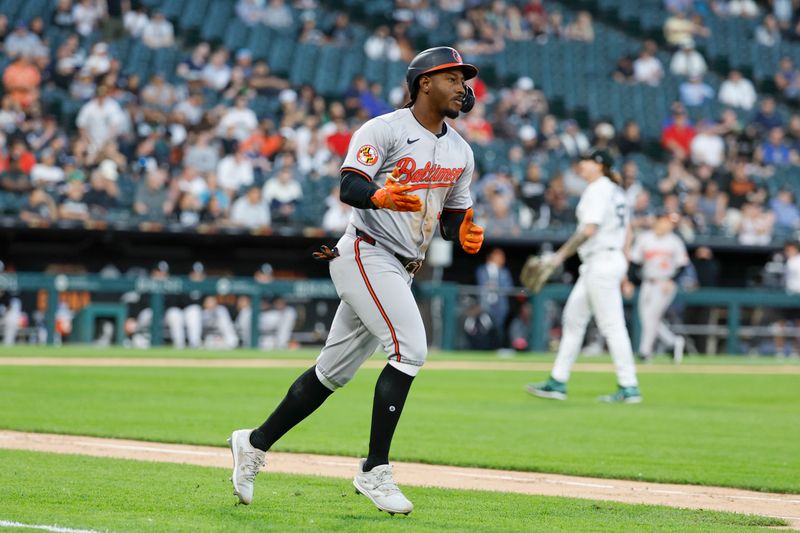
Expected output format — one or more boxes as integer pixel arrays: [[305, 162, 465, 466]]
[[228, 46, 484, 515], [625, 211, 689, 363], [521, 150, 642, 403]]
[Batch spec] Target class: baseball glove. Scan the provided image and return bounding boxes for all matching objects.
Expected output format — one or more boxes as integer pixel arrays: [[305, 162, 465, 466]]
[[520, 255, 557, 293]]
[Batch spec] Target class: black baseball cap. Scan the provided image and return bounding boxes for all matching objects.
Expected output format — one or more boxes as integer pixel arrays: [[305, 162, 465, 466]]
[[580, 149, 614, 168]]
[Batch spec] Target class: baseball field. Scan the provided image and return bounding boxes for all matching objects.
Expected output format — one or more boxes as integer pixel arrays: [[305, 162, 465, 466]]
[[1, 347, 798, 532]]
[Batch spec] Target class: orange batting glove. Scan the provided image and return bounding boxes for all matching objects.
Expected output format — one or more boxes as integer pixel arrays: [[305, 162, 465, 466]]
[[371, 167, 422, 212], [459, 207, 484, 254]]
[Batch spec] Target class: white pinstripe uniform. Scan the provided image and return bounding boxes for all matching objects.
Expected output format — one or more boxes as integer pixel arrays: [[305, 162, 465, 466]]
[[315, 108, 474, 389], [630, 230, 689, 357]]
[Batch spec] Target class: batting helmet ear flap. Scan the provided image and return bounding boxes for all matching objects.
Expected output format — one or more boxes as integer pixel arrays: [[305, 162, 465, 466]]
[[461, 85, 475, 113]]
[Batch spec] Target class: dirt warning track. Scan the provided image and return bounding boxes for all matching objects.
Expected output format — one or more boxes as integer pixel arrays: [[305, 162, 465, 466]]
[[0, 430, 797, 529]]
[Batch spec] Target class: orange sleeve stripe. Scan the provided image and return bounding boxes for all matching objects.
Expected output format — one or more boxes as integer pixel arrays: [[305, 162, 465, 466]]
[[354, 238, 402, 362], [341, 167, 373, 182]]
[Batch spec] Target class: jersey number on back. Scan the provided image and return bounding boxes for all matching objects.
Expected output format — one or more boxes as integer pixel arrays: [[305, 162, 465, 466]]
[[615, 203, 627, 228]]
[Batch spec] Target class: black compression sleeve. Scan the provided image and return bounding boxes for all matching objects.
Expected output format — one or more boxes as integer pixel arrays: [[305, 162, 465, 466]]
[[340, 171, 381, 209], [627, 263, 641, 284], [439, 209, 466, 241], [672, 265, 687, 282]]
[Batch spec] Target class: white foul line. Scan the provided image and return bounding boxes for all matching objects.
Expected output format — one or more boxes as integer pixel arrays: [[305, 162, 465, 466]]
[[74, 441, 222, 457], [0, 520, 107, 533]]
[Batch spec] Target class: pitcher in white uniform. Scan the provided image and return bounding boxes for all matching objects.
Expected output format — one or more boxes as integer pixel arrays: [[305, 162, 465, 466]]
[[625, 210, 689, 363], [526, 150, 642, 403], [227, 46, 485, 515]]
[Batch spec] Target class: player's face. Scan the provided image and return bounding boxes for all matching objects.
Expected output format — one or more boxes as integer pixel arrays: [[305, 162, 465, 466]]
[[577, 159, 601, 179], [426, 69, 466, 119]]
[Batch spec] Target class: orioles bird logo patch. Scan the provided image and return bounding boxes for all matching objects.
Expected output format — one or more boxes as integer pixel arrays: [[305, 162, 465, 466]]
[[357, 145, 378, 166]]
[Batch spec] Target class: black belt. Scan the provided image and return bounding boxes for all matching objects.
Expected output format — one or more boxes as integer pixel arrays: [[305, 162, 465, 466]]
[[355, 229, 423, 275]]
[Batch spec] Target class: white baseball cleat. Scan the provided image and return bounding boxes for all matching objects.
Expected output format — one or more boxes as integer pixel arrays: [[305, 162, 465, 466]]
[[673, 336, 685, 365], [228, 429, 266, 505], [353, 459, 413, 515]]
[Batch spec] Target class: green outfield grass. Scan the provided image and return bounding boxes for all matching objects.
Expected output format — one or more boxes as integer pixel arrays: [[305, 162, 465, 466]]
[[2, 344, 800, 365], [0, 450, 783, 532], [1, 362, 798, 493]]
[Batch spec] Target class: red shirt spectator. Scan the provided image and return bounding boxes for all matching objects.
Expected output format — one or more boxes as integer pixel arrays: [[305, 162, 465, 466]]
[[661, 111, 695, 160], [0, 138, 36, 174], [326, 120, 352, 158], [2, 57, 41, 109]]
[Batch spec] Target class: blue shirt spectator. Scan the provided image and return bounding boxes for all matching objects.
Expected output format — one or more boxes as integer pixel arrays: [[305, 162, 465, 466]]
[[679, 76, 714, 107]]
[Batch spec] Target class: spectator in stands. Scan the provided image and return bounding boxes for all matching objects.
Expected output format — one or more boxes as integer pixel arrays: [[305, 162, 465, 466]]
[[565, 10, 594, 42], [326, 13, 354, 46], [659, 159, 700, 198], [58, 178, 90, 221], [755, 127, 796, 167], [618, 121, 643, 155], [2, 137, 36, 174], [123, 2, 148, 37], [664, 0, 692, 15], [84, 163, 119, 217], [4, 21, 45, 60], [559, 119, 590, 158], [661, 108, 696, 160], [142, 11, 174, 49], [134, 166, 169, 221], [460, 103, 494, 145], [250, 60, 290, 97], [20, 188, 58, 224], [725, 162, 765, 217], [751, 97, 784, 134], [633, 42, 664, 86], [172, 191, 203, 227], [141, 72, 177, 123], [518, 161, 547, 229], [177, 42, 209, 83], [544, 174, 574, 226], [230, 185, 270, 229], [201, 49, 232, 92], [82, 42, 112, 79], [664, 10, 696, 47], [697, 180, 727, 229], [236, 0, 268, 27], [298, 17, 324, 44], [670, 41, 708, 78], [218, 96, 258, 142], [721, 0, 759, 17], [680, 75, 714, 108], [476, 248, 514, 347], [612, 54, 635, 84], [364, 25, 402, 61], [690, 121, 726, 168], [217, 148, 254, 194], [72, 0, 104, 37], [321, 186, 351, 233], [755, 14, 781, 46], [483, 194, 520, 236], [770, 190, 800, 232], [263, 0, 293, 29], [718, 69, 757, 110], [2, 55, 41, 110], [774, 57, 800, 103], [620, 159, 644, 207], [52, 0, 76, 31], [30, 150, 65, 187], [76, 85, 127, 157], [737, 201, 775, 245], [772, 0, 794, 30]]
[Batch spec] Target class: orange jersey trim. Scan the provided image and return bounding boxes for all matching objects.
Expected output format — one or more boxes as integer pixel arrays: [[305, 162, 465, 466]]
[[341, 167, 373, 182]]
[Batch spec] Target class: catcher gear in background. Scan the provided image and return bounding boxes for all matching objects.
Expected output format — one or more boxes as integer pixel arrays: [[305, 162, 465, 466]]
[[459, 208, 484, 254], [405, 46, 478, 105], [371, 168, 423, 212], [521, 255, 557, 293]]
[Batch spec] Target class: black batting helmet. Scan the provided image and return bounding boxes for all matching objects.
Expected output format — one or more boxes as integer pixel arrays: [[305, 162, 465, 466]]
[[405, 46, 478, 110]]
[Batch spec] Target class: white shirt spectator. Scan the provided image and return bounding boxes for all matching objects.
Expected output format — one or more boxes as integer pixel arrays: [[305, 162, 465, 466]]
[[726, 0, 759, 16], [364, 29, 402, 61], [201, 61, 231, 92], [670, 48, 708, 78], [124, 10, 149, 38], [31, 162, 65, 185], [81, 43, 111, 77], [718, 75, 757, 110], [322, 195, 352, 232], [786, 254, 800, 294], [174, 97, 204, 126], [230, 191, 270, 228], [217, 153, 254, 192], [75, 94, 126, 153], [72, 0, 103, 37], [142, 14, 175, 49], [633, 55, 664, 86], [690, 130, 725, 167], [262, 173, 302, 206], [263, 0, 293, 29], [236, 0, 267, 27], [4, 28, 45, 59], [218, 104, 258, 142]]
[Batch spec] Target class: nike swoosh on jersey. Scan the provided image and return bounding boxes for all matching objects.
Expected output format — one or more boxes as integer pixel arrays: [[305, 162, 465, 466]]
[[407, 138, 420, 144]]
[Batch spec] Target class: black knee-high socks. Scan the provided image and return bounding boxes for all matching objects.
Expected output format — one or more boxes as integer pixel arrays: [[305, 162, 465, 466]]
[[363, 364, 415, 472], [249, 366, 334, 452]]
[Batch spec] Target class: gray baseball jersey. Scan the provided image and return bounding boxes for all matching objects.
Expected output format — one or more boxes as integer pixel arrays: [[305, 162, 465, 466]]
[[316, 108, 476, 389], [341, 108, 474, 259], [630, 231, 689, 280]]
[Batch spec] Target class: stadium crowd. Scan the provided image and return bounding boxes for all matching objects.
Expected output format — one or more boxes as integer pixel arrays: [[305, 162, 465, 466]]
[[0, 0, 798, 249]]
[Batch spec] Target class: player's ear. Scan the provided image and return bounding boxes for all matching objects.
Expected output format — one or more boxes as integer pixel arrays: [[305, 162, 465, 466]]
[[419, 75, 431, 95]]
